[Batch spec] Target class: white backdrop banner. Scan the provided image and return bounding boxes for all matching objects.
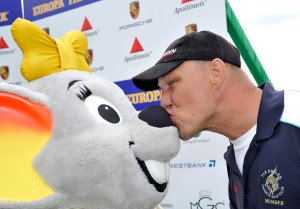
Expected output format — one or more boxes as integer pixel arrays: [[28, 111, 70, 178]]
[[0, 0, 230, 208]]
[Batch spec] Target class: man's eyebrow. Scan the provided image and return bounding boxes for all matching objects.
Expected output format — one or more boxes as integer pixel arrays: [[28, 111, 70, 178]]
[[68, 80, 82, 90]]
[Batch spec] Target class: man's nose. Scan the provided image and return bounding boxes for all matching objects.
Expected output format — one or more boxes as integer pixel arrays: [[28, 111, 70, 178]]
[[160, 90, 172, 110]]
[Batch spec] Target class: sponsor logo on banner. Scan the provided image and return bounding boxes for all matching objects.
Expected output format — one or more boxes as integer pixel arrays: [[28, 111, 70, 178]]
[[170, 160, 216, 169], [114, 79, 161, 111], [0, 37, 9, 49], [124, 37, 152, 63], [91, 66, 105, 73], [0, 37, 16, 56], [0, 0, 22, 26], [25, 0, 102, 21], [182, 132, 211, 144], [185, 23, 198, 34], [81, 17, 99, 37], [85, 49, 93, 65], [194, 132, 201, 138], [190, 190, 225, 209], [130, 37, 144, 53], [174, 0, 208, 15], [43, 27, 50, 35], [129, 1, 139, 19], [32, 0, 65, 17], [126, 89, 161, 105], [119, 18, 152, 31], [0, 12, 9, 23], [160, 203, 174, 208], [0, 66, 9, 81], [261, 167, 285, 206], [119, 1, 153, 31], [84, 48, 104, 73], [81, 17, 92, 31], [182, 0, 194, 3]]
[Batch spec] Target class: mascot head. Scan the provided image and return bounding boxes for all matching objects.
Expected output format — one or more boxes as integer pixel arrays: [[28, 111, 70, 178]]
[[0, 18, 181, 209]]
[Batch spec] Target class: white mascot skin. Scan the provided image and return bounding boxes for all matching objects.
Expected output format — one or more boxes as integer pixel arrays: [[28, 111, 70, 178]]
[[0, 70, 181, 209], [0, 18, 181, 209]]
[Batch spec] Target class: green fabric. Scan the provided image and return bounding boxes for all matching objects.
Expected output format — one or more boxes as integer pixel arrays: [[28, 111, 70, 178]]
[[225, 0, 272, 86]]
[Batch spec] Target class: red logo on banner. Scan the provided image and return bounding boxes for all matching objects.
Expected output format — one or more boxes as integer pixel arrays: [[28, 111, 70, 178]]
[[81, 17, 93, 31], [0, 37, 8, 49], [181, 0, 194, 3], [130, 37, 144, 53]]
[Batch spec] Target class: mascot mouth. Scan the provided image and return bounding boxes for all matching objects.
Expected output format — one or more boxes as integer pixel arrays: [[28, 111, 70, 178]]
[[136, 158, 169, 192]]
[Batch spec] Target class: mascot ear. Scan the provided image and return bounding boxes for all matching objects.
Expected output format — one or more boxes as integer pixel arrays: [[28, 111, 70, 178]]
[[0, 90, 54, 202]]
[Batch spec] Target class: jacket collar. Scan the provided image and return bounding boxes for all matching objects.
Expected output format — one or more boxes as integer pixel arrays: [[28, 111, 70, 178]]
[[255, 82, 284, 141]]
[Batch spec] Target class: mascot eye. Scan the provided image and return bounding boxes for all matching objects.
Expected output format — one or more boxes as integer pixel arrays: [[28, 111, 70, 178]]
[[85, 96, 122, 124]]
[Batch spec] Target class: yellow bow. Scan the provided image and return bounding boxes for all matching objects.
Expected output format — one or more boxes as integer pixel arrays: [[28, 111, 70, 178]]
[[11, 18, 91, 81]]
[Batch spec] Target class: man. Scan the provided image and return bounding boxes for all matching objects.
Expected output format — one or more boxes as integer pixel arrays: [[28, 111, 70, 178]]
[[132, 31, 300, 209]]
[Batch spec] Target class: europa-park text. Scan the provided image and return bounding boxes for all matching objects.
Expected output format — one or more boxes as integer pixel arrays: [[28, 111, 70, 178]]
[[32, 0, 84, 17], [126, 90, 161, 105], [0, 12, 9, 22]]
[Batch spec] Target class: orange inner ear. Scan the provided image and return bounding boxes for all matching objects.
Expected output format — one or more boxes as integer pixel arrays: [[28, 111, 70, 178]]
[[0, 91, 54, 202]]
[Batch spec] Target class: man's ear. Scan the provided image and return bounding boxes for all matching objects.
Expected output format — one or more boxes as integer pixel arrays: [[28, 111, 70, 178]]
[[208, 58, 225, 87]]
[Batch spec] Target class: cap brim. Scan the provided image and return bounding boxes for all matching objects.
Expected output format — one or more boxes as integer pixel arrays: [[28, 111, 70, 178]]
[[132, 60, 184, 91]]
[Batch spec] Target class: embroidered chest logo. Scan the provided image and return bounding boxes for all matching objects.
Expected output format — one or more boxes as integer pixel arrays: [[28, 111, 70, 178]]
[[261, 167, 285, 206]]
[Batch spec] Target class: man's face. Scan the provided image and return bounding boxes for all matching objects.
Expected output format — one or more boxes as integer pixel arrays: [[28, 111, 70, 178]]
[[158, 60, 216, 140]]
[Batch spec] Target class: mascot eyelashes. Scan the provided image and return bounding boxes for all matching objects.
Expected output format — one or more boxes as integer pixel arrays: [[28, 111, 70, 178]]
[[0, 18, 181, 209]]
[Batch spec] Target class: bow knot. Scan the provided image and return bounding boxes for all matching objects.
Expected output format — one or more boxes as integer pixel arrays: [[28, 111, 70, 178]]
[[11, 18, 91, 81]]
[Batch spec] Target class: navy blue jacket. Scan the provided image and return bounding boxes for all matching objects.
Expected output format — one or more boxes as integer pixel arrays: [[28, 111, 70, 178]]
[[224, 82, 300, 209]]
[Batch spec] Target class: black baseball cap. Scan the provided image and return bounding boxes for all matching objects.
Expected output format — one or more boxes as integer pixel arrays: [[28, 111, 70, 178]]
[[132, 31, 241, 91]]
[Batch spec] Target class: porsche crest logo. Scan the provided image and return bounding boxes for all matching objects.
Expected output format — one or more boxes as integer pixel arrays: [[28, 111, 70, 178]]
[[185, 23, 197, 34], [130, 1, 140, 19], [85, 49, 93, 65], [0, 66, 9, 80], [43, 27, 50, 35]]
